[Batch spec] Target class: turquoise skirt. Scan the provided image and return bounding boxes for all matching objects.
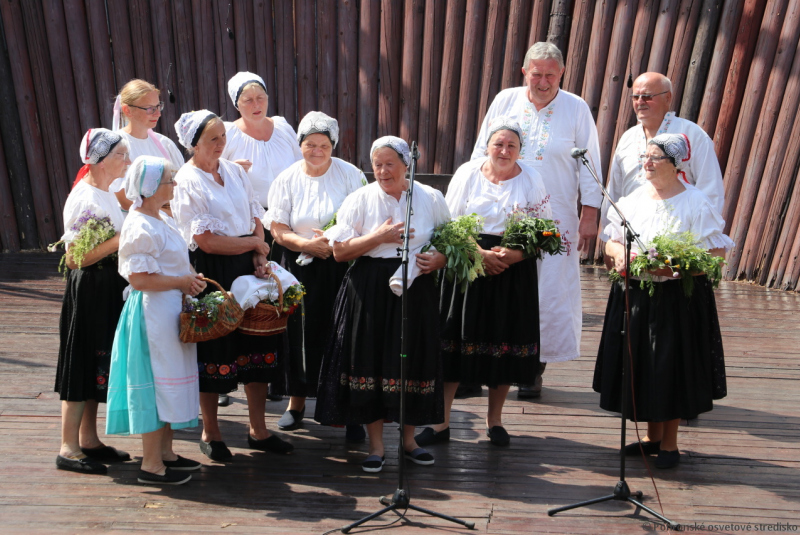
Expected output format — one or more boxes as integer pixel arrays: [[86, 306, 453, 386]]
[[106, 290, 198, 435]]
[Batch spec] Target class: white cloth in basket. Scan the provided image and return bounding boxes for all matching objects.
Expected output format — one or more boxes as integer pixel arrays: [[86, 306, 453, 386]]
[[230, 262, 300, 310]]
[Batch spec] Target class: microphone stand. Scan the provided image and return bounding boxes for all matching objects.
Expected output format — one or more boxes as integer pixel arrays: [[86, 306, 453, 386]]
[[546, 151, 680, 530], [340, 142, 475, 533]]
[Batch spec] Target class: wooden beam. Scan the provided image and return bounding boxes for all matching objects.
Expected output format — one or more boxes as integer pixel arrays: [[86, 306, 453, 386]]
[[453, 0, 487, 168], [679, 0, 723, 122], [274, 0, 297, 126], [214, 0, 238, 121], [527, 0, 551, 47], [252, 0, 277, 117], [666, 0, 704, 111], [378, 0, 403, 137], [646, 0, 679, 74], [105, 0, 136, 92], [172, 0, 199, 114], [546, 0, 573, 55], [562, 0, 594, 95], [317, 0, 338, 118], [434, 0, 467, 174], [62, 0, 100, 133], [399, 0, 425, 144], [337, 0, 359, 162], [417, 0, 446, 172], [581, 0, 615, 119], [149, 0, 179, 142], [357, 0, 380, 170], [192, 0, 219, 113], [295, 0, 317, 121], [84, 0, 117, 128], [502, 0, 532, 89], [0, 135, 20, 251], [128, 0, 157, 86]]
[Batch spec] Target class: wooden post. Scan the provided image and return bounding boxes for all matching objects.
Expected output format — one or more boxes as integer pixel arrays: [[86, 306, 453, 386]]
[[62, 0, 101, 133], [582, 0, 615, 119], [253, 0, 277, 117], [478, 0, 510, 126], [337, 0, 359, 162], [41, 0, 84, 181], [727, 4, 800, 278], [192, 0, 219, 113], [172, 0, 199, 114], [562, 0, 595, 95], [547, 0, 573, 55], [214, 0, 238, 121], [679, 0, 723, 123], [453, 0, 487, 167], [233, 0, 256, 73], [378, 0, 403, 137], [128, 0, 157, 85], [502, 0, 531, 89], [712, 0, 768, 172], [434, 0, 467, 174], [417, 0, 446, 172], [767, 115, 800, 288], [105, 0, 136, 92], [274, 0, 297, 126], [357, 0, 380, 170], [721, 0, 788, 229], [295, 0, 317, 121], [399, 0, 425, 144], [527, 0, 551, 47], [646, 0, 679, 74], [149, 0, 179, 143], [0, 0, 58, 245], [0, 138, 20, 251], [85, 0, 117, 127], [666, 0, 704, 112], [317, 0, 338, 118]]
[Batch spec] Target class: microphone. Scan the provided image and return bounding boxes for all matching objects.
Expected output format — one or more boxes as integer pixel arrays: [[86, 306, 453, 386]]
[[570, 147, 588, 159]]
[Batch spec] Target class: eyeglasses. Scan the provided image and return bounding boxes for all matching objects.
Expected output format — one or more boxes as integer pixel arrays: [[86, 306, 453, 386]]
[[640, 154, 671, 163], [631, 91, 669, 102], [129, 102, 165, 114], [109, 150, 130, 160]]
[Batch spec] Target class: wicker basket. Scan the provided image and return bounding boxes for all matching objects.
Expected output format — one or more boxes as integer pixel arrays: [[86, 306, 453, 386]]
[[179, 277, 244, 343], [238, 272, 290, 336]]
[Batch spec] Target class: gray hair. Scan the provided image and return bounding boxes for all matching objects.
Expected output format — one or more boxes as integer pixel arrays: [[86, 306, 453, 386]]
[[523, 42, 564, 71]]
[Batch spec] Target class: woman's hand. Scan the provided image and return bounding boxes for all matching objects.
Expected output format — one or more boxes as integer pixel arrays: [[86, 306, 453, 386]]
[[234, 159, 253, 172], [490, 246, 525, 266], [303, 231, 333, 259], [250, 236, 271, 257], [415, 251, 446, 274], [181, 273, 207, 296], [374, 217, 412, 245], [479, 247, 508, 276], [252, 253, 269, 277]]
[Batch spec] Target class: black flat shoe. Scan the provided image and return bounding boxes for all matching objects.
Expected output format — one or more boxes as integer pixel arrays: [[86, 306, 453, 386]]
[[163, 455, 202, 471], [362, 455, 385, 473], [623, 440, 662, 456], [345, 424, 366, 443], [247, 433, 294, 454], [404, 447, 435, 466], [486, 426, 510, 447], [217, 394, 231, 407], [655, 449, 680, 469], [56, 455, 108, 475], [199, 440, 233, 462], [414, 427, 450, 447], [137, 467, 191, 485], [80, 445, 131, 463], [277, 406, 305, 430]]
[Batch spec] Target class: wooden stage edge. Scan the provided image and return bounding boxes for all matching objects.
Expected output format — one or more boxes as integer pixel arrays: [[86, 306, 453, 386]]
[[1, 252, 799, 534]]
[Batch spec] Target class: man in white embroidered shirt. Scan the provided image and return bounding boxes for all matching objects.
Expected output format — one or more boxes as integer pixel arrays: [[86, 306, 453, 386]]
[[600, 72, 725, 240]]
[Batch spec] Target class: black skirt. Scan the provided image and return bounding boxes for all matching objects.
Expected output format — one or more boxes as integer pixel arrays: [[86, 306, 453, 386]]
[[190, 247, 282, 394], [592, 275, 727, 422], [55, 256, 128, 403], [314, 257, 444, 426], [440, 234, 541, 387], [279, 248, 350, 398]]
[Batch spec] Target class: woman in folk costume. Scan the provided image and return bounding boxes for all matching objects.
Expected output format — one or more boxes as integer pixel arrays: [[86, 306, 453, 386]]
[[106, 156, 206, 485]]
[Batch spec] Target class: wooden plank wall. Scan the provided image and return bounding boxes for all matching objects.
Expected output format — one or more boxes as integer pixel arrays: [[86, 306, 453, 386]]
[[0, 0, 798, 292]]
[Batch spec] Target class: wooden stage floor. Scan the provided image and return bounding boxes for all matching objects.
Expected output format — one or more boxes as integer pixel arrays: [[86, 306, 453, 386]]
[[1, 252, 799, 534]]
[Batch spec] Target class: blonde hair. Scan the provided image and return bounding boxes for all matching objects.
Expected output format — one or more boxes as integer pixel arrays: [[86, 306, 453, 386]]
[[118, 79, 160, 128]]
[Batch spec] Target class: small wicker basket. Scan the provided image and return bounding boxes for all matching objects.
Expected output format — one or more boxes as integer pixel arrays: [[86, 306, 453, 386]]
[[179, 277, 244, 343], [238, 272, 290, 336]]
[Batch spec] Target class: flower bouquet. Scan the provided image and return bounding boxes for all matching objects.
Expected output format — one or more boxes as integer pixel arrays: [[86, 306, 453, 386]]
[[499, 205, 566, 260], [179, 278, 244, 343], [608, 231, 726, 297], [48, 210, 117, 274], [422, 213, 485, 293]]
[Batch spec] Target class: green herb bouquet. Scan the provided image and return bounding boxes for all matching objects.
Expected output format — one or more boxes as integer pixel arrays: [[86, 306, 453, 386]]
[[48, 210, 117, 274], [608, 231, 725, 297], [423, 213, 485, 293], [499, 206, 566, 260]]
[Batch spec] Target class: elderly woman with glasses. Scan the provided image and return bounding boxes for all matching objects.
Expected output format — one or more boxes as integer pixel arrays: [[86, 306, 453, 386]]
[[109, 79, 185, 213], [594, 133, 732, 470], [55, 129, 132, 475], [265, 111, 366, 436], [171, 110, 293, 463], [314, 136, 450, 473], [106, 156, 206, 486]]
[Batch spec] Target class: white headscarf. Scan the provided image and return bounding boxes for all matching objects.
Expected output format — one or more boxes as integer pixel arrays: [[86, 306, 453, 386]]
[[122, 155, 169, 210], [297, 111, 339, 148], [370, 136, 410, 166], [486, 115, 523, 145], [227, 71, 267, 110], [649, 133, 691, 170], [174, 110, 217, 149], [79, 128, 123, 164]]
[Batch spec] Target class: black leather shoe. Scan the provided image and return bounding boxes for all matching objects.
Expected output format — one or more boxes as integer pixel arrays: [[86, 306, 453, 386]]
[[217, 394, 231, 407], [623, 440, 661, 456], [247, 433, 294, 454], [137, 467, 192, 485], [486, 426, 510, 446], [655, 449, 680, 469], [199, 440, 233, 462], [80, 445, 131, 463], [56, 455, 107, 474], [414, 427, 450, 446], [277, 406, 305, 430], [345, 424, 366, 443]]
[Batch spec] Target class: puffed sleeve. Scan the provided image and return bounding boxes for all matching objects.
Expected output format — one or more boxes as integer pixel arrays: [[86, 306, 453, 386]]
[[230, 160, 266, 222], [324, 189, 364, 244], [163, 136, 186, 170], [430, 188, 452, 228], [690, 193, 735, 251], [524, 167, 552, 219], [600, 151, 625, 241], [171, 167, 226, 250], [60, 193, 112, 249], [118, 219, 162, 279], [444, 162, 473, 218], [265, 166, 295, 228], [603, 196, 627, 244]]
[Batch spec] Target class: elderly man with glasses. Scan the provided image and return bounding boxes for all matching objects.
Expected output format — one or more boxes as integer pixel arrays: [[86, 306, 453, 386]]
[[600, 72, 725, 238]]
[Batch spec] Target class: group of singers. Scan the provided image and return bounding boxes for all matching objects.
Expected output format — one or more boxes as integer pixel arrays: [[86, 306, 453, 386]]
[[53, 42, 731, 486]]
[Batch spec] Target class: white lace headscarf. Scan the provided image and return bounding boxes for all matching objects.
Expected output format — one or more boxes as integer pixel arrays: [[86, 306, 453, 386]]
[[297, 111, 340, 148], [79, 128, 123, 164], [122, 155, 170, 210], [486, 115, 523, 145], [227, 71, 267, 110], [648, 133, 691, 170], [174, 110, 217, 150], [370, 136, 410, 166]]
